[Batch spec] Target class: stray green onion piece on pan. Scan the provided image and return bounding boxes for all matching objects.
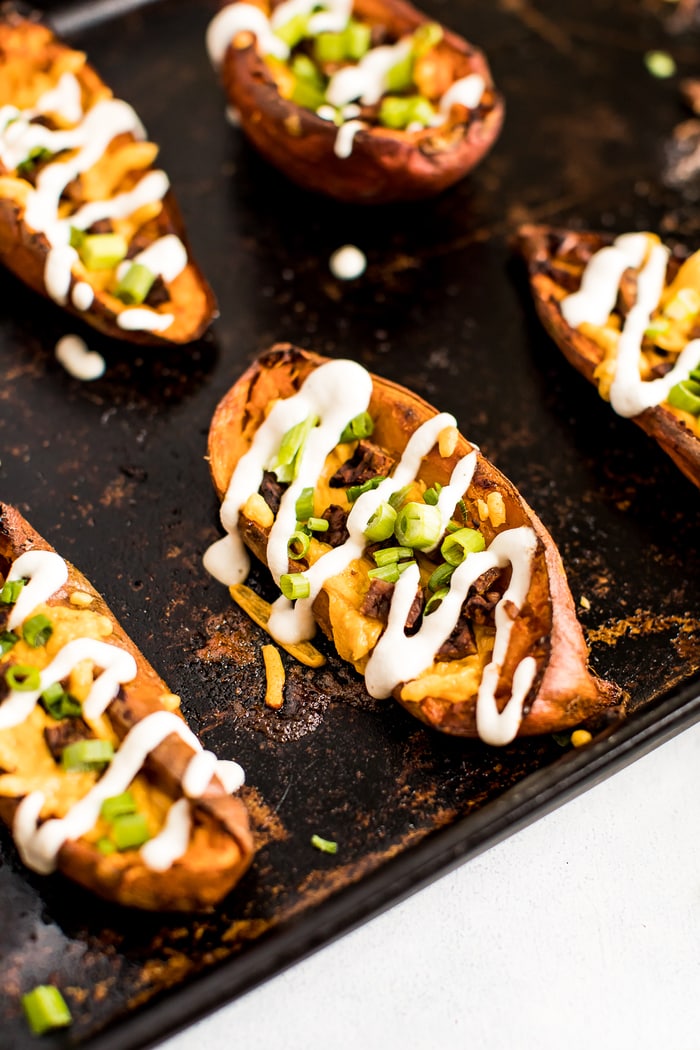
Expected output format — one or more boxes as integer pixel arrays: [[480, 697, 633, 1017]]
[[21, 985, 72, 1036], [311, 833, 338, 854], [644, 50, 676, 78]]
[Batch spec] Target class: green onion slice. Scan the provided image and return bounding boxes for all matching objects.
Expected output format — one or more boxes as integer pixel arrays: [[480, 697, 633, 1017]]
[[385, 50, 414, 92], [273, 11, 309, 48], [115, 262, 156, 305], [78, 232, 128, 271], [21, 985, 72, 1036], [425, 586, 449, 615], [428, 561, 455, 592], [101, 791, 137, 823], [268, 414, 319, 484], [394, 501, 443, 550], [373, 546, 413, 567], [388, 484, 413, 511], [280, 572, 311, 601], [288, 530, 311, 559], [339, 411, 374, 443], [111, 811, 150, 850], [413, 22, 443, 56], [668, 379, 700, 415], [5, 664, 40, 691], [97, 836, 117, 855], [0, 578, 25, 604], [364, 502, 396, 542], [423, 482, 442, 506], [345, 19, 371, 60], [61, 738, 114, 772], [347, 475, 385, 502], [23, 613, 53, 648], [40, 683, 82, 720], [295, 486, 314, 521], [441, 527, 486, 565], [0, 630, 18, 655], [311, 833, 338, 854], [314, 30, 347, 64], [17, 146, 53, 178], [368, 563, 399, 583], [307, 517, 329, 533]]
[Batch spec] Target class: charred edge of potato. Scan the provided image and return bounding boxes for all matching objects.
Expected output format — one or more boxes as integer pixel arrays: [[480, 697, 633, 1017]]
[[0, 14, 217, 345], [208, 343, 624, 739], [0, 503, 254, 911], [219, 0, 504, 203], [517, 224, 700, 490]]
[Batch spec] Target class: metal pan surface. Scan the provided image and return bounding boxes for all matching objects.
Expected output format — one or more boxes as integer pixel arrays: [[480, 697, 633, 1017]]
[[0, 0, 699, 1046]]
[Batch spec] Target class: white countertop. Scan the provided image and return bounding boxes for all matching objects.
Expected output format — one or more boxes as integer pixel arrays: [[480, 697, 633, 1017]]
[[161, 722, 700, 1050]]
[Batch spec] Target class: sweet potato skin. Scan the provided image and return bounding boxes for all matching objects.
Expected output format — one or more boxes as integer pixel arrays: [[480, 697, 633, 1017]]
[[517, 223, 700, 490], [0, 14, 217, 345], [218, 0, 504, 203], [208, 345, 622, 738], [0, 503, 254, 911]]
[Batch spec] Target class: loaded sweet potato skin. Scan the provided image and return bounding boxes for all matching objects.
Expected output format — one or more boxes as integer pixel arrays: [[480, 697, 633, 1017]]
[[517, 224, 700, 490], [0, 13, 216, 345], [208, 345, 622, 739], [0, 503, 253, 911], [214, 0, 504, 203]]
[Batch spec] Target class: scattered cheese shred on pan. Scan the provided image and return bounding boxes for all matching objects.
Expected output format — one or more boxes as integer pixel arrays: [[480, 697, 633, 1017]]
[[262, 644, 285, 710], [228, 583, 326, 668]]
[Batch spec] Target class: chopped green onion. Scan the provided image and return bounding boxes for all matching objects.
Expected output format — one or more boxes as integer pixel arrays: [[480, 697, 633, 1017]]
[[397, 560, 416, 575], [645, 317, 670, 340], [388, 485, 413, 511], [291, 78, 326, 111], [425, 586, 449, 615], [385, 50, 414, 93], [0, 578, 25, 604], [21, 985, 72, 1036], [307, 516, 329, 532], [413, 22, 443, 56], [17, 146, 53, 178], [268, 415, 319, 484], [690, 366, 700, 384], [311, 833, 338, 854], [364, 502, 397, 542], [292, 54, 324, 88], [373, 546, 413, 566], [668, 379, 700, 415], [111, 811, 150, 850], [644, 50, 676, 79], [280, 572, 311, 601], [288, 530, 311, 559], [394, 501, 443, 550], [22, 613, 53, 648], [5, 664, 40, 691], [295, 487, 314, 521], [114, 262, 156, 305], [428, 562, 455, 592], [378, 96, 415, 130], [344, 19, 371, 60], [61, 738, 114, 772], [0, 630, 18, 655], [69, 226, 85, 249], [347, 475, 385, 502], [97, 836, 117, 855], [339, 411, 374, 443], [368, 563, 400, 583], [100, 791, 137, 823], [273, 12, 309, 48], [441, 527, 485, 565], [314, 31, 347, 64], [40, 683, 82, 720], [423, 482, 442, 506], [78, 233, 128, 271]]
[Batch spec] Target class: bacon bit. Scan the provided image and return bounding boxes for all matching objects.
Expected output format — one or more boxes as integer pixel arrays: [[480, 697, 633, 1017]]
[[571, 729, 593, 747], [438, 425, 458, 458], [262, 644, 285, 709], [242, 491, 274, 528], [229, 583, 326, 667], [486, 491, 506, 527], [69, 590, 94, 607]]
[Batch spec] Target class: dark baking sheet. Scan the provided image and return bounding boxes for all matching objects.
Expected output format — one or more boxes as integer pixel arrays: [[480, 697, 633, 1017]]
[[1, 0, 699, 1046]]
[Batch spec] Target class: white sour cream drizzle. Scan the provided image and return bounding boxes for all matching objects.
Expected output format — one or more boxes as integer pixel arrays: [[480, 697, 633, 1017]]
[[115, 233, 188, 284], [205, 360, 538, 744], [55, 334, 105, 381], [561, 233, 700, 418], [206, 4, 487, 159], [2, 550, 245, 874], [0, 73, 174, 331]]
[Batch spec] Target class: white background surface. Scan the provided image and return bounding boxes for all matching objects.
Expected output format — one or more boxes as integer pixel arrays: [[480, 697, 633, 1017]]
[[160, 722, 700, 1050]]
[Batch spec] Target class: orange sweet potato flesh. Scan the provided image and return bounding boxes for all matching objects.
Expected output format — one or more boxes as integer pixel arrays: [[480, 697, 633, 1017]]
[[517, 224, 700, 490], [218, 0, 504, 203], [0, 14, 216, 345], [208, 345, 623, 739], [0, 503, 254, 910]]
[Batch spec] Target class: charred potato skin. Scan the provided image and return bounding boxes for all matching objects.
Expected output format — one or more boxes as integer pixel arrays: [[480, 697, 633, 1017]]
[[0, 503, 254, 911], [517, 224, 700, 490], [0, 15, 217, 345], [208, 345, 621, 738], [219, 0, 504, 203]]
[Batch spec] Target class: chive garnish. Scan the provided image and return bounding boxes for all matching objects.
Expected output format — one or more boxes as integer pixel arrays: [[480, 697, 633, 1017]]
[[40, 683, 82, 720], [311, 833, 338, 854], [78, 232, 128, 271], [0, 578, 25, 604], [441, 527, 485, 566], [23, 613, 53, 648], [100, 791, 137, 822], [307, 517, 329, 533], [339, 410, 374, 443], [288, 530, 311, 559], [295, 486, 314, 521], [0, 630, 18, 655], [111, 812, 150, 850], [115, 262, 156, 305], [347, 475, 385, 502], [21, 985, 72, 1036], [61, 738, 114, 772], [373, 546, 413, 567], [5, 664, 40, 691], [363, 502, 396, 542], [280, 572, 311, 601], [268, 415, 319, 484], [394, 502, 443, 550]]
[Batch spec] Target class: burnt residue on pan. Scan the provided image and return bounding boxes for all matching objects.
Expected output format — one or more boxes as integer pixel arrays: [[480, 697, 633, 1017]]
[[0, 0, 699, 1046]]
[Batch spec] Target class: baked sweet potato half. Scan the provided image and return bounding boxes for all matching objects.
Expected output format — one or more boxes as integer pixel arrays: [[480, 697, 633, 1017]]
[[0, 503, 253, 910], [207, 0, 504, 203], [0, 12, 216, 344], [206, 345, 621, 743], [517, 224, 700, 489]]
